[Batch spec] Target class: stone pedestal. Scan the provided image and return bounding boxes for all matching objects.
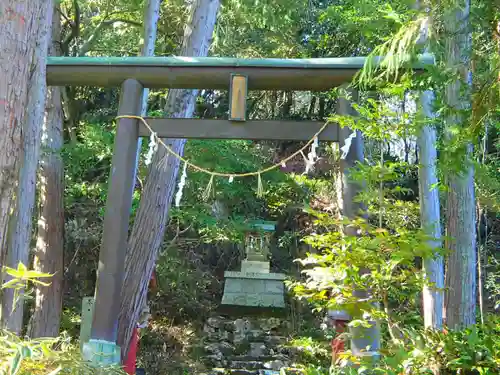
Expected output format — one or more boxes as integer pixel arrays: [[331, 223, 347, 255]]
[[221, 271, 285, 308]]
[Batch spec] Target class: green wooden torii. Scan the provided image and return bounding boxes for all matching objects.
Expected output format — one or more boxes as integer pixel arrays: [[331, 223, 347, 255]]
[[47, 54, 433, 366]]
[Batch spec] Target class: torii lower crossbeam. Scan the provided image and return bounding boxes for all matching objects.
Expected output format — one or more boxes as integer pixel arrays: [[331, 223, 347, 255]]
[[139, 118, 339, 141]]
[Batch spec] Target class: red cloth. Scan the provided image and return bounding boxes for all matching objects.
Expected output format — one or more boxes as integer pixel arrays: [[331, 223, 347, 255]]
[[124, 270, 155, 374], [149, 269, 157, 290], [331, 320, 347, 358], [331, 336, 345, 354], [124, 327, 139, 375]]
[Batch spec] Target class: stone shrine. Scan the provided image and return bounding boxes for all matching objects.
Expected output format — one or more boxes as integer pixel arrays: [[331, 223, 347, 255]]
[[221, 221, 285, 309]]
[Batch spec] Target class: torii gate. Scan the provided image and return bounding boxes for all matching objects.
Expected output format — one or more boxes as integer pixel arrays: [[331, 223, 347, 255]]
[[47, 55, 433, 366]]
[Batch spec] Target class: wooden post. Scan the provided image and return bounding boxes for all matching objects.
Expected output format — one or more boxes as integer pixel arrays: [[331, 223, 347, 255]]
[[79, 297, 95, 352], [337, 88, 380, 361], [84, 79, 143, 365], [229, 74, 248, 121]]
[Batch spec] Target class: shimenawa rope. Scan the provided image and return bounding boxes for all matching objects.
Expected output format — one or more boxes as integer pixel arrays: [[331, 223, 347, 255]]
[[115, 115, 331, 179]]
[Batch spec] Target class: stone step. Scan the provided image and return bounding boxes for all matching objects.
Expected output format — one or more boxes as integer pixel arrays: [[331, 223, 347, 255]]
[[207, 369, 282, 375], [229, 361, 265, 370], [264, 336, 287, 345], [210, 370, 260, 375], [227, 354, 289, 362], [228, 359, 290, 371]]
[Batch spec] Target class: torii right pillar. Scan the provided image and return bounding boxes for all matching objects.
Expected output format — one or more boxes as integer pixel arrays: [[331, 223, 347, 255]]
[[337, 87, 380, 363]]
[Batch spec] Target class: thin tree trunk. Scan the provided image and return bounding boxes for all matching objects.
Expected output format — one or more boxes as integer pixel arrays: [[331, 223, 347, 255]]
[[0, 0, 54, 332], [271, 91, 277, 118], [413, 3, 444, 331], [319, 96, 325, 118], [28, 5, 64, 338], [282, 91, 293, 118], [128, 0, 162, 338], [443, 0, 477, 329], [134, 0, 162, 185], [476, 203, 485, 325], [62, 87, 79, 144], [308, 96, 316, 118], [417, 91, 443, 329], [117, 0, 221, 358]]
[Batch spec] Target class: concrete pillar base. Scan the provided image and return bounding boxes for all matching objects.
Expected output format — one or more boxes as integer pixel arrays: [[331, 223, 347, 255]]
[[82, 339, 121, 366]]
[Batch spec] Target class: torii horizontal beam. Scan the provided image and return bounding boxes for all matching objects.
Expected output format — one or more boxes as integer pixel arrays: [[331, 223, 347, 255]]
[[46, 54, 434, 90], [139, 118, 338, 141]]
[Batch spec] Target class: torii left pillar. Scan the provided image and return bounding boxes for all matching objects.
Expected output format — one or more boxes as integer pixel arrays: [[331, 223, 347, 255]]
[[83, 79, 143, 366]]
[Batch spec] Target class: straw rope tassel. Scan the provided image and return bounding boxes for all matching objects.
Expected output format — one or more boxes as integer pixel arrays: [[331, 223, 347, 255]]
[[256, 173, 264, 198], [175, 161, 188, 207], [203, 175, 215, 201], [145, 132, 158, 165]]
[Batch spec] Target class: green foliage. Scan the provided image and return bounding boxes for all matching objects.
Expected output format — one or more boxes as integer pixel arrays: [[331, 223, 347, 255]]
[[476, 160, 500, 212], [290, 212, 433, 325], [0, 265, 125, 375], [285, 336, 330, 367], [58, 0, 144, 57], [137, 318, 201, 375], [485, 256, 500, 311], [288, 1, 500, 373], [314, 0, 414, 57], [282, 320, 500, 374], [0, 332, 126, 375], [59, 309, 82, 340], [166, 138, 305, 243], [152, 242, 222, 320], [1, 264, 53, 315], [214, 0, 411, 60], [369, 318, 500, 374], [63, 122, 114, 212], [1, 263, 52, 291], [214, 0, 308, 57]]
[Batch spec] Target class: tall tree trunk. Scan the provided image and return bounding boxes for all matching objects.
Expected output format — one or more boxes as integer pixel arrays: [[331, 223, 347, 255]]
[[0, 1, 49, 271], [418, 91, 444, 329], [28, 5, 64, 338], [117, 0, 220, 358], [0, 0, 53, 332], [443, 0, 477, 329], [413, 0, 444, 330]]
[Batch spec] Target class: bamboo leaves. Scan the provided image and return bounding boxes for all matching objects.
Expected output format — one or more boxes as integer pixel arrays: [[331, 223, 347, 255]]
[[1, 263, 53, 316]]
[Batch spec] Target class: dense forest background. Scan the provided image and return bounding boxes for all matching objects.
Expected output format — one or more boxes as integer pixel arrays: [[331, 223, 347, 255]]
[[0, 0, 499, 374]]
